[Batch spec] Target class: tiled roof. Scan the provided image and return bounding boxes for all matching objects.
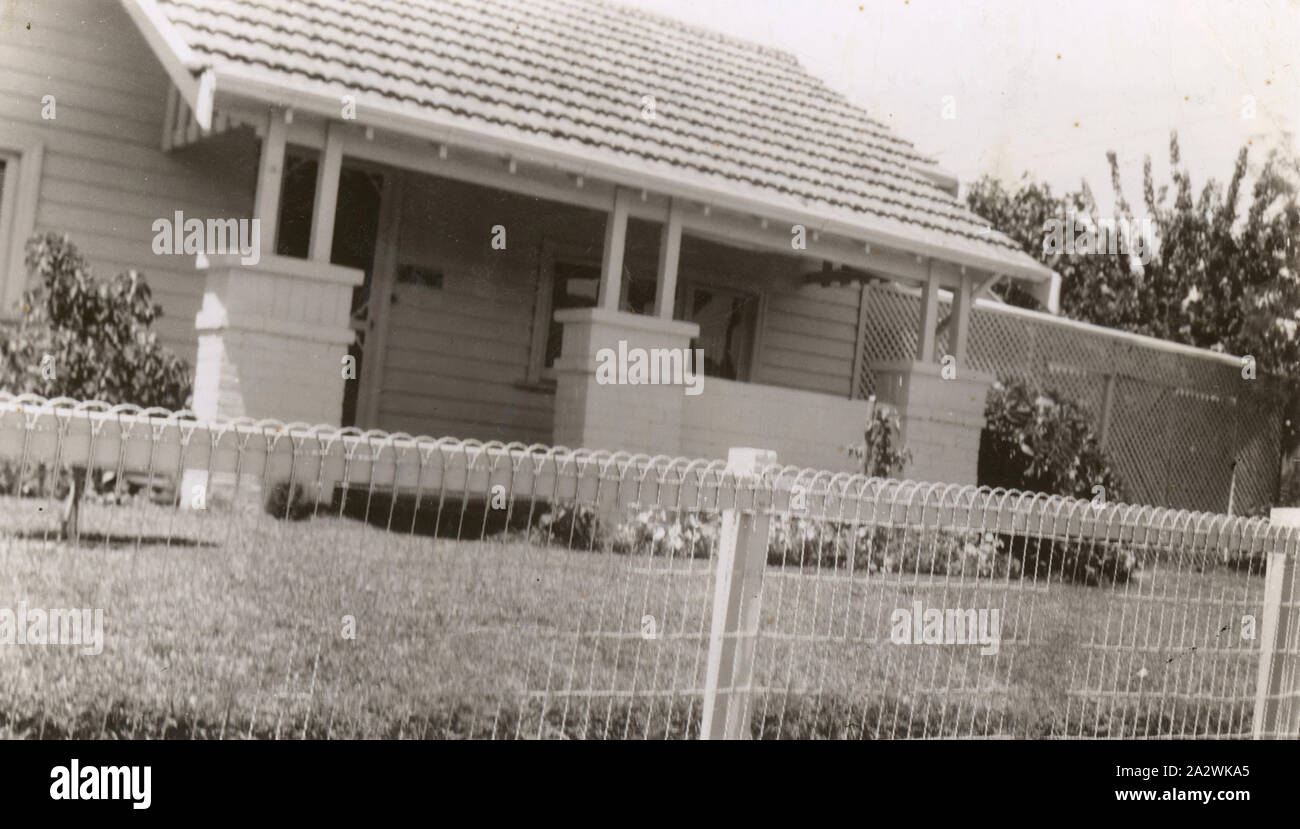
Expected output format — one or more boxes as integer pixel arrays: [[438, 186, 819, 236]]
[[149, 0, 1043, 272]]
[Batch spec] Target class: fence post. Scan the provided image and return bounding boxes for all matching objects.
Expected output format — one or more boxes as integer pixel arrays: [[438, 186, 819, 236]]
[[1253, 508, 1300, 738], [701, 446, 776, 740]]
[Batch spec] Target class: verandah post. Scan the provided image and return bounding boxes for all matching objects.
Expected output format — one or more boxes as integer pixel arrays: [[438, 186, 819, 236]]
[[1254, 508, 1300, 738], [701, 446, 776, 740]]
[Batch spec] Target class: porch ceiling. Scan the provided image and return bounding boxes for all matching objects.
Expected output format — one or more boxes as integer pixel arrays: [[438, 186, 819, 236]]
[[124, 0, 1054, 289]]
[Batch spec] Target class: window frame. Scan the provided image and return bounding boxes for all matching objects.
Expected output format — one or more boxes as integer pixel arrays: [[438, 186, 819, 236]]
[[0, 153, 19, 313], [527, 241, 603, 385], [681, 279, 764, 383], [0, 140, 45, 321]]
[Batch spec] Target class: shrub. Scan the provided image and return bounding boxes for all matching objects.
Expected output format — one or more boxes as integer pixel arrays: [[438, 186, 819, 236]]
[[0, 462, 58, 498], [0, 234, 193, 534], [263, 481, 315, 521], [531, 504, 719, 558], [765, 518, 1011, 579], [610, 507, 719, 559], [1276, 458, 1300, 508], [0, 233, 191, 408], [848, 401, 911, 478], [1008, 534, 1140, 586], [978, 378, 1124, 501], [532, 503, 608, 550], [529, 501, 1147, 587]]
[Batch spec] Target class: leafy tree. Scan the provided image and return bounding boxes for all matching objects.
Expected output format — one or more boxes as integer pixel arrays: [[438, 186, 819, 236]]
[[966, 133, 1300, 378], [0, 233, 192, 537], [967, 134, 1300, 501]]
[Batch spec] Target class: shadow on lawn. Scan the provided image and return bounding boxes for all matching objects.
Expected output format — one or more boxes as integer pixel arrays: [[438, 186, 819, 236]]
[[330, 488, 537, 541], [10, 529, 218, 549]]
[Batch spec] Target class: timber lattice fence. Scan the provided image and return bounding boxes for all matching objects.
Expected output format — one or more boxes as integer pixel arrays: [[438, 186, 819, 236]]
[[0, 392, 1298, 739], [856, 283, 1288, 515]]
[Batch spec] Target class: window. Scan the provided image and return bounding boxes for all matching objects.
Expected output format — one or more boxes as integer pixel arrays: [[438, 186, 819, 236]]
[[0, 142, 45, 319], [544, 260, 601, 369], [620, 269, 657, 316], [684, 284, 759, 381], [527, 245, 675, 384], [274, 151, 316, 259], [0, 152, 20, 314]]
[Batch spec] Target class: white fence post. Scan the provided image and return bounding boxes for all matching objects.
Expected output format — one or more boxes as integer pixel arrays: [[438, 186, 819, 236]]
[[701, 446, 776, 740], [1254, 508, 1300, 738]]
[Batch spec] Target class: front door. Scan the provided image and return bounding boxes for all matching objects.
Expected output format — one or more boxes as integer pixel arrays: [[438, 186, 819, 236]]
[[330, 169, 385, 427]]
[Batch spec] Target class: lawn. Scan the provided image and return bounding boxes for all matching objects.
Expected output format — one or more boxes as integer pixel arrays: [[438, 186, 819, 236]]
[[0, 493, 1269, 739]]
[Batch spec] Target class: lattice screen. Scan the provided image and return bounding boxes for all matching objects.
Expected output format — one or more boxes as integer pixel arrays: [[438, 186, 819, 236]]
[[856, 284, 1285, 513]]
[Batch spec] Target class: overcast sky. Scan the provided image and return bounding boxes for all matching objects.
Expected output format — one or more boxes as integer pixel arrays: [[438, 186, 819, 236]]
[[628, 0, 1299, 215]]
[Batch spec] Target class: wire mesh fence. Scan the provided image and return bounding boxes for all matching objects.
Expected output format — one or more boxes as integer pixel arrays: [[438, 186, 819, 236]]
[[1, 392, 1298, 739], [855, 283, 1288, 515], [746, 476, 1298, 739]]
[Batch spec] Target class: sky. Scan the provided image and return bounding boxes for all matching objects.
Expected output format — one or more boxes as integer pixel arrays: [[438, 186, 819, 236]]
[[626, 0, 1299, 215]]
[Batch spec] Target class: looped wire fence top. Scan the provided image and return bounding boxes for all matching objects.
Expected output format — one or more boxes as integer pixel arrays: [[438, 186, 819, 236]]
[[0, 392, 1297, 739]]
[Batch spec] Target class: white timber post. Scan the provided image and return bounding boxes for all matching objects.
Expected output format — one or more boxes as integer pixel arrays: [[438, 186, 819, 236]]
[[253, 107, 289, 257], [308, 122, 345, 263], [917, 260, 940, 363], [598, 186, 631, 311], [949, 272, 972, 367], [851, 282, 870, 398], [655, 198, 683, 319], [701, 446, 777, 740], [1254, 508, 1300, 738], [1030, 271, 1062, 314]]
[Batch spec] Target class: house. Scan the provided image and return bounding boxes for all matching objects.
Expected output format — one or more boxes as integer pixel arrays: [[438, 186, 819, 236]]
[[0, 0, 1057, 483]]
